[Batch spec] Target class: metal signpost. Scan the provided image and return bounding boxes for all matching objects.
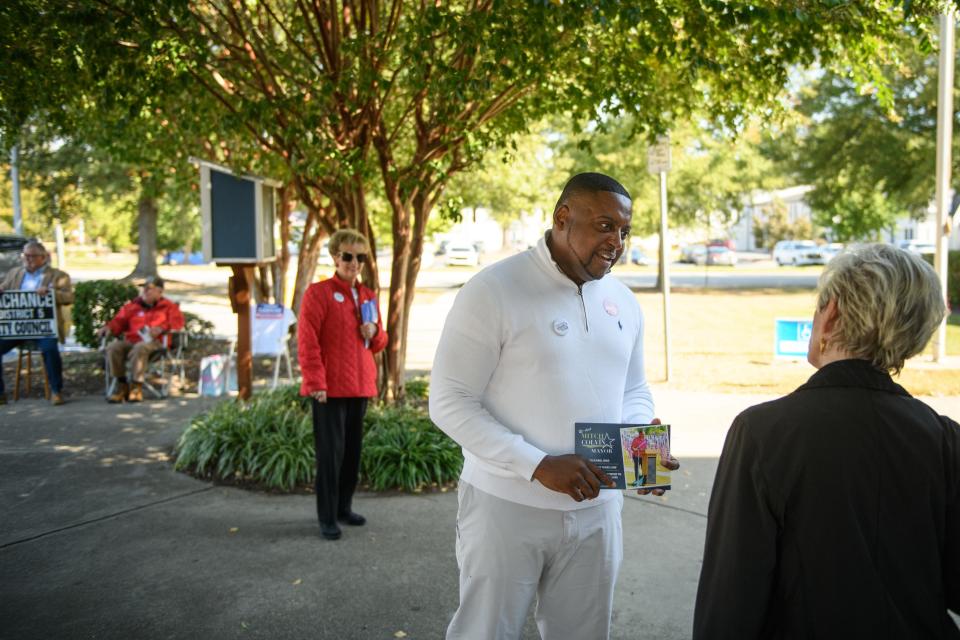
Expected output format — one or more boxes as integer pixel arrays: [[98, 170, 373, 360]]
[[934, 11, 955, 363], [647, 135, 672, 381]]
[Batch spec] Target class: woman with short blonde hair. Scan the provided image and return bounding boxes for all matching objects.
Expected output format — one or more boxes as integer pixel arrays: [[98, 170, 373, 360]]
[[298, 228, 387, 540], [695, 243, 959, 638], [815, 244, 946, 373], [328, 229, 369, 257]]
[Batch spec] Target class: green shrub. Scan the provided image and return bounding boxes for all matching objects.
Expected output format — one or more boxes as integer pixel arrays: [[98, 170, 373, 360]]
[[175, 385, 313, 491], [404, 376, 430, 401], [73, 280, 138, 348], [362, 404, 463, 492], [175, 385, 463, 493]]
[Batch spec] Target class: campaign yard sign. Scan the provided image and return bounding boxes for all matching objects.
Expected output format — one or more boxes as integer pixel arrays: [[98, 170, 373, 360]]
[[774, 318, 813, 359], [0, 290, 58, 339]]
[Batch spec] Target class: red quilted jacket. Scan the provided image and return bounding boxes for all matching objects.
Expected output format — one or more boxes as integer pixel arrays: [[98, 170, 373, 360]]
[[297, 275, 387, 398], [106, 296, 185, 347]]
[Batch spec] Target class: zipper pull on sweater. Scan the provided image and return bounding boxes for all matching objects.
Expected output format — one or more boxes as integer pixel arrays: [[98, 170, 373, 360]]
[[576, 285, 589, 333]]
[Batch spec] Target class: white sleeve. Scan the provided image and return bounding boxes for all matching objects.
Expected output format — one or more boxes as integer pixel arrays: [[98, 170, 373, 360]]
[[429, 277, 547, 481], [622, 304, 655, 423]]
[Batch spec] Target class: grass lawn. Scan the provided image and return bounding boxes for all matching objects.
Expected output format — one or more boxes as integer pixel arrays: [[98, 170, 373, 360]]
[[636, 289, 960, 396]]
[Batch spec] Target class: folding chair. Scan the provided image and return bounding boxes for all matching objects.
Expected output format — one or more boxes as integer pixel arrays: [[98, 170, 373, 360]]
[[143, 331, 187, 398], [103, 331, 187, 400]]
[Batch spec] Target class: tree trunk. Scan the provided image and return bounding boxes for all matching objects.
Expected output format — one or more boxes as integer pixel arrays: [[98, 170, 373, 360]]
[[274, 183, 295, 307], [381, 194, 411, 402], [291, 230, 322, 314], [129, 188, 159, 280], [254, 264, 271, 302], [378, 182, 438, 402]]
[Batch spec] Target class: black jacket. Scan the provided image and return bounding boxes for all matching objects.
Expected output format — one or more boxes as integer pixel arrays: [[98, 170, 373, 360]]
[[694, 359, 960, 639]]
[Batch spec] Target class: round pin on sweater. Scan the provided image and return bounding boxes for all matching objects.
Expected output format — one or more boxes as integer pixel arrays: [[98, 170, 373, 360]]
[[333, 292, 345, 303], [552, 318, 570, 336], [602, 298, 619, 316]]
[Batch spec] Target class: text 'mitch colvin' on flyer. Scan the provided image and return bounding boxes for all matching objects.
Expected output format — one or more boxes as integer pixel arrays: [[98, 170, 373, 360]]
[[574, 422, 672, 491]]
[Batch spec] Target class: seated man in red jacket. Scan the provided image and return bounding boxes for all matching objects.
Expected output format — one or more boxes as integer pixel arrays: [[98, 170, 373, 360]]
[[97, 276, 185, 403]]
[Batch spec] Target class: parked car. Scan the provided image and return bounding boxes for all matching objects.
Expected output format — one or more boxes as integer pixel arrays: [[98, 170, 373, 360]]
[[445, 242, 479, 267], [772, 240, 825, 266], [0, 234, 27, 275], [820, 242, 844, 262], [618, 247, 653, 266], [630, 247, 652, 266], [704, 246, 738, 266], [708, 238, 736, 250], [680, 243, 707, 264], [898, 240, 936, 255], [163, 250, 207, 266]]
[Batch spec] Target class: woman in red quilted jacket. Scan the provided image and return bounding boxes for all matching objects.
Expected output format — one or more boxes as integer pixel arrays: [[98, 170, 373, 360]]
[[298, 229, 387, 541]]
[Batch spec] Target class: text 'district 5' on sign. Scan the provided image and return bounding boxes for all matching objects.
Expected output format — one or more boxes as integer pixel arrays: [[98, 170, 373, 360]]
[[0, 290, 58, 339]]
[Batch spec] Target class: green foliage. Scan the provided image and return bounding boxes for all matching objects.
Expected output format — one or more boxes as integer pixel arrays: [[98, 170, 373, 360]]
[[182, 310, 214, 341], [443, 123, 560, 227], [775, 32, 955, 240], [923, 251, 960, 309], [812, 188, 904, 242], [175, 385, 313, 492], [175, 386, 463, 493], [403, 376, 430, 401], [753, 198, 818, 249], [555, 116, 786, 236], [72, 280, 137, 348], [362, 405, 463, 492]]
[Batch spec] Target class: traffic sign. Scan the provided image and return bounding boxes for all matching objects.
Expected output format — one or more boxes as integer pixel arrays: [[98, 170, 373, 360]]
[[647, 135, 671, 174]]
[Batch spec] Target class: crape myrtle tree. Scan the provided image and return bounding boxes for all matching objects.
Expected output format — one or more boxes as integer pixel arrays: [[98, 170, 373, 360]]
[[74, 0, 945, 400]]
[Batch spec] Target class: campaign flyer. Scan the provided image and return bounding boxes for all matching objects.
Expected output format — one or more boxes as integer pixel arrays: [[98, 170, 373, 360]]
[[574, 422, 672, 491]]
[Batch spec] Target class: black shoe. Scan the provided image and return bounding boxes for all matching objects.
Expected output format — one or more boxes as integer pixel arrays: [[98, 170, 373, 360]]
[[337, 512, 366, 526], [320, 522, 342, 540]]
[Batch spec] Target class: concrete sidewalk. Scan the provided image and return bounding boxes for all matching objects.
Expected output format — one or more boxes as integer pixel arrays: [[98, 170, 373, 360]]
[[2, 390, 958, 639]]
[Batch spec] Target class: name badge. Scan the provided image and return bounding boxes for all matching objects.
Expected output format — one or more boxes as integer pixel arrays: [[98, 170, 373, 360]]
[[333, 292, 345, 303]]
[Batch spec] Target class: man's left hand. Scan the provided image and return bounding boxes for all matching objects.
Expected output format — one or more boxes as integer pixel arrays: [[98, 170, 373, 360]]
[[36, 285, 48, 296], [149, 326, 164, 338], [637, 417, 680, 497]]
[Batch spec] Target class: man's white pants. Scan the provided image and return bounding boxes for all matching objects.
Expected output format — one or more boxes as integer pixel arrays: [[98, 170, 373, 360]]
[[447, 482, 624, 640]]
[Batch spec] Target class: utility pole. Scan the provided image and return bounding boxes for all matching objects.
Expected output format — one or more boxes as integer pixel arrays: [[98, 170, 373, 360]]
[[934, 11, 955, 362]]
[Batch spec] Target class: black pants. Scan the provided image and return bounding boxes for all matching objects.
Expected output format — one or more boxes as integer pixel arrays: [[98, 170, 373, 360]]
[[311, 397, 368, 526]]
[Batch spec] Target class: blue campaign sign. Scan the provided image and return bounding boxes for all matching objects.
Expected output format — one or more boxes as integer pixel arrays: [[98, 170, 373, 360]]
[[774, 318, 814, 359]]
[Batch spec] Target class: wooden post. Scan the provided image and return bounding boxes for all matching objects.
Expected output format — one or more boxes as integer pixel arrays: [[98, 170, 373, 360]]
[[227, 264, 256, 400]]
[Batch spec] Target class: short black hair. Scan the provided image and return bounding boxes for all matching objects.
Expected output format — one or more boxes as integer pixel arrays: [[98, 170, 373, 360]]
[[554, 172, 631, 213]]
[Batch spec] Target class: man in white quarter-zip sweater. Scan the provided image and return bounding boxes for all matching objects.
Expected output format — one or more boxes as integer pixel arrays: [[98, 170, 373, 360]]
[[430, 172, 680, 640]]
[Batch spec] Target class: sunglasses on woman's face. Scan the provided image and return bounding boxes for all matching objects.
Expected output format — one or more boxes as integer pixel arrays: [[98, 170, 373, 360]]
[[339, 251, 368, 264]]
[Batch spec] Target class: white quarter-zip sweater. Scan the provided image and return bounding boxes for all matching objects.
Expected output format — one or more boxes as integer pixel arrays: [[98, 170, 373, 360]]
[[430, 234, 654, 511]]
